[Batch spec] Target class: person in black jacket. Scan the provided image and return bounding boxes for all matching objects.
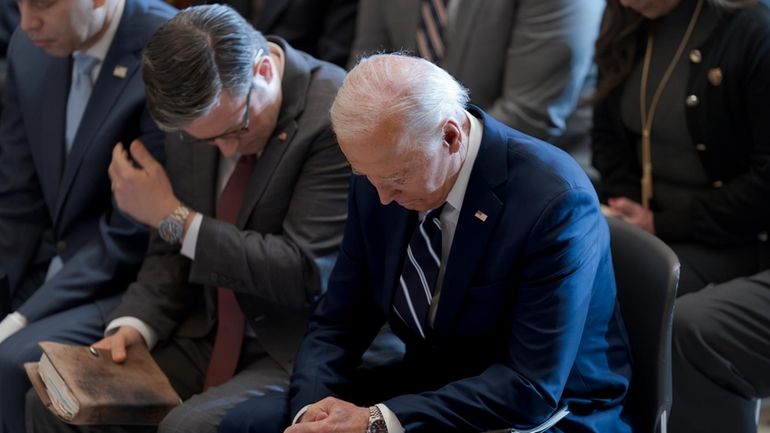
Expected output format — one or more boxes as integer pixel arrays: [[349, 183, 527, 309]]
[[592, 0, 770, 431]]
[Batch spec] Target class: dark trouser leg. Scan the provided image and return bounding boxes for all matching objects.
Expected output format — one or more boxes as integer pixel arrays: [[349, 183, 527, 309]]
[[217, 392, 289, 433], [0, 302, 105, 433], [669, 270, 770, 433]]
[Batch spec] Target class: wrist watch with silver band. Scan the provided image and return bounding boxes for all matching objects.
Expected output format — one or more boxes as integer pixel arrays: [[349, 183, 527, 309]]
[[367, 405, 388, 433], [158, 204, 191, 244]]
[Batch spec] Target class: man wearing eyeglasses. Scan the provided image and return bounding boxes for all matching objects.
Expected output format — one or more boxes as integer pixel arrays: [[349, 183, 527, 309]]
[[25, 5, 349, 433]]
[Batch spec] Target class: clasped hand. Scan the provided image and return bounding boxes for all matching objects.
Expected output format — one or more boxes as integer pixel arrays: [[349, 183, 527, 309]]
[[108, 140, 178, 228], [286, 397, 370, 433], [605, 197, 655, 234]]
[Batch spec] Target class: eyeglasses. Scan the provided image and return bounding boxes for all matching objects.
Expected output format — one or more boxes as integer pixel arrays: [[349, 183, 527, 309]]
[[179, 48, 265, 144]]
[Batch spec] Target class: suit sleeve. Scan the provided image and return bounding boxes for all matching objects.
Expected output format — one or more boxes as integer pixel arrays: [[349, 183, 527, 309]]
[[384, 188, 611, 432], [0, 35, 50, 295], [187, 128, 350, 309], [487, 0, 603, 142], [17, 106, 164, 322], [590, 90, 643, 203], [289, 176, 389, 413]]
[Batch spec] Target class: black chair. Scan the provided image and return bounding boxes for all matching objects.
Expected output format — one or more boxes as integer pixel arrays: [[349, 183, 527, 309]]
[[607, 216, 680, 433]]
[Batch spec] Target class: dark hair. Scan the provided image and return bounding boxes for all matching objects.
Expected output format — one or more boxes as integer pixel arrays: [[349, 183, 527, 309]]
[[142, 4, 268, 130], [593, 0, 757, 102]]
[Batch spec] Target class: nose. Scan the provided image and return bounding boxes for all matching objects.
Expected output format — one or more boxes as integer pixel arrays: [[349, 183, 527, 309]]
[[212, 137, 239, 158], [19, 1, 42, 32], [373, 182, 398, 206]]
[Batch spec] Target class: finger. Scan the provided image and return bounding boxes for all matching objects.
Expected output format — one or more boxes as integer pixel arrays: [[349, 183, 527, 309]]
[[129, 140, 160, 171], [111, 331, 128, 364], [110, 143, 135, 179], [91, 337, 112, 351], [608, 197, 639, 217]]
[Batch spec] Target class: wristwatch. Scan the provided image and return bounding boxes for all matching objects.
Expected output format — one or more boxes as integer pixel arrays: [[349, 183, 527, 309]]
[[367, 405, 388, 433], [158, 205, 191, 244]]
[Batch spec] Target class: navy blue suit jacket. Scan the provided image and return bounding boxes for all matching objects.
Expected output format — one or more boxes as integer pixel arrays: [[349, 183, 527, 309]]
[[0, 0, 175, 321], [289, 108, 632, 432]]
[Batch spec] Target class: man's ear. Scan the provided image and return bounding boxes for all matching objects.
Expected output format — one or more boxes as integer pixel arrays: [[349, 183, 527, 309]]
[[442, 119, 463, 154], [254, 55, 274, 84]]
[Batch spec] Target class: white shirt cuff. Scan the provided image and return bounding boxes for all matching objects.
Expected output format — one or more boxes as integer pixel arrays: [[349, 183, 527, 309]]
[[0, 311, 28, 343], [378, 404, 404, 433], [292, 405, 309, 425], [180, 213, 203, 259], [292, 403, 402, 433], [106, 317, 159, 350]]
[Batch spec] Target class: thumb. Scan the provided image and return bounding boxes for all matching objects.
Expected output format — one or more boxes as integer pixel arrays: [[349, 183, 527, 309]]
[[111, 331, 128, 364], [129, 140, 159, 171]]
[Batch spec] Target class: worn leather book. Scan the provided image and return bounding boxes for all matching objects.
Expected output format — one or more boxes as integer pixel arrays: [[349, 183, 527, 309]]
[[24, 341, 181, 425]]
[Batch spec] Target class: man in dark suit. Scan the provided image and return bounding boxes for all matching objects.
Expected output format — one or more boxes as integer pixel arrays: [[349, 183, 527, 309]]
[[350, 0, 602, 164], [237, 0, 357, 68], [25, 4, 349, 433], [0, 0, 174, 431], [219, 54, 632, 433]]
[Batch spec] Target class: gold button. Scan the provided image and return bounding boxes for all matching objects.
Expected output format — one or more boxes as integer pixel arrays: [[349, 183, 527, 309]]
[[695, 143, 707, 151], [758, 232, 768, 242], [689, 49, 702, 64], [56, 240, 67, 253], [712, 180, 724, 188], [708, 67, 723, 86], [686, 94, 700, 107]]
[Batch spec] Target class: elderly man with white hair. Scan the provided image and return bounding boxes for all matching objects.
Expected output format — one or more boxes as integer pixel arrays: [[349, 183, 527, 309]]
[[220, 53, 634, 433]]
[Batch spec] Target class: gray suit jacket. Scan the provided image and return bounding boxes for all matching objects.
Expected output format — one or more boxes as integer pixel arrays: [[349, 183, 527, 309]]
[[350, 0, 603, 143], [109, 37, 350, 378]]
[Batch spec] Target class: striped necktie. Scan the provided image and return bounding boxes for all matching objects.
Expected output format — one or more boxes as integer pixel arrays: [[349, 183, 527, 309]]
[[393, 205, 444, 339], [416, 0, 449, 63]]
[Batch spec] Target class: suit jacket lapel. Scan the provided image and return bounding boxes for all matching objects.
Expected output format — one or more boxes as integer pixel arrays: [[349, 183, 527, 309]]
[[382, 206, 416, 313], [442, 0, 481, 73], [235, 121, 296, 228], [433, 108, 508, 332], [55, 1, 145, 221], [192, 140, 219, 218], [235, 37, 310, 227], [32, 56, 70, 212]]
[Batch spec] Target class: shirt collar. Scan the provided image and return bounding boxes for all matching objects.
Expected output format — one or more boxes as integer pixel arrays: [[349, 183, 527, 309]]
[[445, 110, 483, 213]]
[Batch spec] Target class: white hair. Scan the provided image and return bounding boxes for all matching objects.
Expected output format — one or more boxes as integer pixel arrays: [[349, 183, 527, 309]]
[[330, 53, 470, 152]]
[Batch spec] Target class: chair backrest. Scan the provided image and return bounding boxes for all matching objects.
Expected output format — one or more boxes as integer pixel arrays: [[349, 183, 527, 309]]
[[607, 217, 679, 433]]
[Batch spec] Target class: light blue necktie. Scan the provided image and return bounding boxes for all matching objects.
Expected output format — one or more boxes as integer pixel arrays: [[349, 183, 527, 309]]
[[65, 53, 99, 154]]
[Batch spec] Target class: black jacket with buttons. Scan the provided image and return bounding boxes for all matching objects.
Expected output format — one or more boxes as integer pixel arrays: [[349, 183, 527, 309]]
[[592, 0, 770, 246]]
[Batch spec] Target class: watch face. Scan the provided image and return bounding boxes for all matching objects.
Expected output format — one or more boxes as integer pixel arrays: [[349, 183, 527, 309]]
[[368, 419, 388, 433], [158, 219, 183, 244]]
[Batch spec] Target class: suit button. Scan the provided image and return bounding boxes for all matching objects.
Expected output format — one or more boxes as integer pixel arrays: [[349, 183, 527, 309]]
[[689, 49, 702, 64], [758, 232, 768, 242], [56, 240, 67, 254], [708, 67, 723, 86], [686, 94, 700, 107], [695, 143, 707, 151], [712, 180, 724, 188]]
